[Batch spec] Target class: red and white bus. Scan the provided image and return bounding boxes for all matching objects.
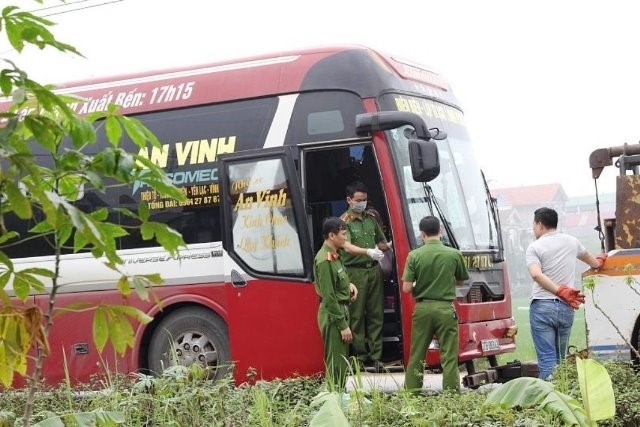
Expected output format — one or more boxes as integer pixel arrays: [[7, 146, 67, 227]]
[[6, 45, 516, 385]]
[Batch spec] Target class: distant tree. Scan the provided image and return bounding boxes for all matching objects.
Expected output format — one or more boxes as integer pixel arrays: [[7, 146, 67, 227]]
[[0, 3, 186, 425]]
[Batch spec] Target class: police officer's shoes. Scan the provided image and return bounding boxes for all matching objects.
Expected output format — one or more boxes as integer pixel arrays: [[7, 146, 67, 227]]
[[372, 359, 385, 373]]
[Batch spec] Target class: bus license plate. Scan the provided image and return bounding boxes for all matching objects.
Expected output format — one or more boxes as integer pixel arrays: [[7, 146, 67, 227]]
[[481, 338, 500, 353]]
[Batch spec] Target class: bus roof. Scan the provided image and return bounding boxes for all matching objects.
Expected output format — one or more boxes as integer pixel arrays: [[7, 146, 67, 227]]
[[4, 45, 457, 116]]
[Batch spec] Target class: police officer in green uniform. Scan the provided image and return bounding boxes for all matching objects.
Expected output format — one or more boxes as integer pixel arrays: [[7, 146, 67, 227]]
[[314, 217, 358, 390], [401, 216, 469, 393], [339, 182, 392, 372]]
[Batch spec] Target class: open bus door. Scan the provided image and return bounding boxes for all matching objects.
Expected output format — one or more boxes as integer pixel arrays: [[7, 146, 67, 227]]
[[217, 146, 322, 382]]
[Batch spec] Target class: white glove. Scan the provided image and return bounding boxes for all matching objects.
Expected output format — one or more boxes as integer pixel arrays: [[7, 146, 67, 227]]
[[366, 248, 384, 261]]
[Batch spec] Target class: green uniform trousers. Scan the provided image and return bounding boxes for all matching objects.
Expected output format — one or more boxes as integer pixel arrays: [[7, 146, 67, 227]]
[[347, 265, 383, 362], [318, 302, 350, 389], [405, 300, 460, 393]]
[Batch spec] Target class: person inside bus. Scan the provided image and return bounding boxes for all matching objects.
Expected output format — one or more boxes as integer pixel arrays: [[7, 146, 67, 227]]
[[339, 181, 392, 373], [313, 217, 358, 390], [525, 207, 607, 380]]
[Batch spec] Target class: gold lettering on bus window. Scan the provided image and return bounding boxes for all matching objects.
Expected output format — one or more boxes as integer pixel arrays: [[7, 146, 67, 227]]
[[239, 212, 289, 229], [234, 193, 254, 210], [255, 188, 287, 208], [261, 234, 290, 249], [238, 237, 257, 253], [231, 177, 263, 192], [242, 214, 264, 228], [233, 188, 288, 211], [266, 212, 287, 226]]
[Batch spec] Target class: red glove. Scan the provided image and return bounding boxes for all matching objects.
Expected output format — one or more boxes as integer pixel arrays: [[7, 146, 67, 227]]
[[556, 285, 585, 310], [595, 253, 608, 269]]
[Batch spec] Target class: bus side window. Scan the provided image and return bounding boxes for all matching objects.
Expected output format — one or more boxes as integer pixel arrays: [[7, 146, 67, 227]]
[[120, 204, 222, 249]]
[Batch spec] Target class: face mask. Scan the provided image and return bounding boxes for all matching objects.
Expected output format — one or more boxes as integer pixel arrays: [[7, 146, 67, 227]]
[[351, 201, 367, 213]]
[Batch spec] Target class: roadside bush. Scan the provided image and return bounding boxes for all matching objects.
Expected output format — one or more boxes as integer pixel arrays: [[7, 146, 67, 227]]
[[1, 361, 638, 425]]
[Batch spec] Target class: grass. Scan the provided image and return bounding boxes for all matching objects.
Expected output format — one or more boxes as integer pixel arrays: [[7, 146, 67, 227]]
[[1, 360, 638, 426], [500, 297, 586, 364]]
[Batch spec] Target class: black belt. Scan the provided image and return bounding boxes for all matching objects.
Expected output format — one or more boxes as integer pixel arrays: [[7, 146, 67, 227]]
[[415, 298, 452, 303], [346, 262, 377, 269]]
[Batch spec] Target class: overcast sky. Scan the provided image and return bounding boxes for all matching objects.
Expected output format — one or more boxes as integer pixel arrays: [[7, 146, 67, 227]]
[[5, 0, 640, 197]]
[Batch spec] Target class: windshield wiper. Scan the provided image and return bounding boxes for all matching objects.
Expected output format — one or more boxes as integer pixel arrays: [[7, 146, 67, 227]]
[[481, 170, 505, 261], [421, 182, 459, 249]]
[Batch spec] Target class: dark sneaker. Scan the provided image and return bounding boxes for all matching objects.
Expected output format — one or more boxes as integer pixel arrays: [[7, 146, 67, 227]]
[[373, 360, 385, 373]]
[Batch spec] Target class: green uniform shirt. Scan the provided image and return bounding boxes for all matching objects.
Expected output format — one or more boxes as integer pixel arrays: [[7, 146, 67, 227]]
[[339, 209, 385, 266], [314, 243, 351, 330], [402, 240, 469, 301]]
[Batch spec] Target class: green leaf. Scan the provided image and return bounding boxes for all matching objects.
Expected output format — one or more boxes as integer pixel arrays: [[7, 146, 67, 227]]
[[32, 410, 126, 427], [12, 274, 30, 301], [107, 311, 135, 355], [24, 115, 58, 153], [29, 220, 54, 234], [116, 276, 131, 297], [138, 200, 149, 221], [132, 276, 149, 301], [68, 116, 96, 148], [4, 180, 32, 219], [0, 231, 18, 245], [93, 307, 109, 352], [576, 357, 616, 422], [142, 273, 163, 285], [105, 116, 122, 146], [90, 208, 109, 222], [539, 390, 592, 427], [485, 376, 552, 408], [140, 222, 185, 257], [309, 392, 350, 427], [0, 271, 11, 290], [14, 270, 46, 294], [19, 268, 55, 278], [0, 250, 14, 271], [485, 377, 592, 427], [120, 116, 147, 148], [0, 342, 16, 387], [73, 229, 89, 252], [115, 305, 153, 325], [0, 73, 12, 96], [4, 19, 24, 53], [0, 289, 10, 306], [31, 416, 65, 427]]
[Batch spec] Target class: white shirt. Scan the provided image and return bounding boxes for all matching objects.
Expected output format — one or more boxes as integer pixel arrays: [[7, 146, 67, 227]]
[[525, 230, 587, 300]]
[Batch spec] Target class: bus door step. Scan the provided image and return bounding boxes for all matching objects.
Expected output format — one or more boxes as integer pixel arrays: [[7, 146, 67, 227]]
[[462, 360, 539, 388]]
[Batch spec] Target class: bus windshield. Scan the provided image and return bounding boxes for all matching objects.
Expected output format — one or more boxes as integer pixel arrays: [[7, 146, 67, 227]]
[[380, 94, 498, 250]]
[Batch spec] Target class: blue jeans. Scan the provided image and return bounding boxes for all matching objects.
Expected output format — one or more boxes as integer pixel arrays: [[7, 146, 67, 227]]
[[529, 299, 575, 380]]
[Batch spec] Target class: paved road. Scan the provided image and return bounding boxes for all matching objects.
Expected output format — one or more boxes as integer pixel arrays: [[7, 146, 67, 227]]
[[345, 372, 501, 393], [346, 372, 452, 393]]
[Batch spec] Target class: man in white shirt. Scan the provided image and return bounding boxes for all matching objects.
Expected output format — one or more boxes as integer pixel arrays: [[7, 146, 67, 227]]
[[525, 207, 606, 380]]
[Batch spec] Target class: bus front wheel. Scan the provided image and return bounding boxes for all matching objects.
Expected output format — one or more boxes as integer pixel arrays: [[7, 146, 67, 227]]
[[148, 306, 231, 380]]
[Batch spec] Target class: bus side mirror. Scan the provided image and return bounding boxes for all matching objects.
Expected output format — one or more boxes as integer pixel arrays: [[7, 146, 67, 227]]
[[409, 139, 440, 182]]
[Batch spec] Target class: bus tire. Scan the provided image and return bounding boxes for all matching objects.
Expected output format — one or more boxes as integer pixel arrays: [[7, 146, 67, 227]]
[[148, 306, 231, 380]]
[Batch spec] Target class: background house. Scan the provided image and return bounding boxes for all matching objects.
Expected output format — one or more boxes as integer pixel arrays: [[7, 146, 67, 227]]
[[491, 183, 613, 297]]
